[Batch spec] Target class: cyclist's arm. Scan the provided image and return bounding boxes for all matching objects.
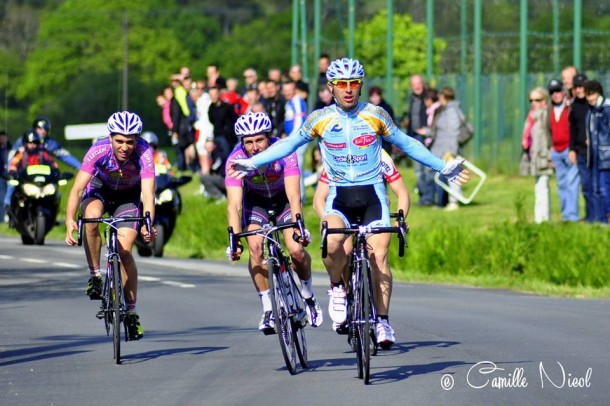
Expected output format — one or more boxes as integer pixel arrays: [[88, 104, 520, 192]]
[[388, 179, 410, 219], [284, 174, 303, 222], [250, 132, 311, 167], [65, 170, 93, 245], [140, 177, 156, 224], [385, 130, 445, 172], [226, 186, 243, 234], [312, 177, 329, 218]]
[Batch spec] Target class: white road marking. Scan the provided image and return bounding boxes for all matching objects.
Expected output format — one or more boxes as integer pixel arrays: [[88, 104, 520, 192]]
[[161, 280, 196, 289], [139, 276, 161, 282], [53, 262, 81, 269], [22, 258, 46, 264], [0, 255, 13, 260]]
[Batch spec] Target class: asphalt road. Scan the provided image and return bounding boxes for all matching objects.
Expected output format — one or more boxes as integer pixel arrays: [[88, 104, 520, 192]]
[[1, 236, 608, 406]]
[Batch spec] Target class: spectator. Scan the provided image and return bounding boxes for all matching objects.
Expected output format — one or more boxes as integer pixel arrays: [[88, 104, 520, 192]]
[[208, 86, 238, 163], [288, 64, 310, 102], [220, 78, 242, 115], [569, 73, 594, 222], [282, 79, 308, 202], [429, 87, 466, 211], [368, 86, 395, 155], [522, 87, 552, 223], [584, 80, 610, 223], [415, 88, 442, 149], [169, 74, 194, 171], [317, 53, 331, 88], [406, 74, 434, 206], [313, 85, 334, 111], [194, 79, 214, 176], [262, 80, 286, 138], [0, 130, 11, 222], [561, 65, 578, 101], [206, 63, 226, 90], [548, 79, 580, 222], [257, 79, 269, 101], [242, 68, 258, 96], [157, 86, 174, 134]]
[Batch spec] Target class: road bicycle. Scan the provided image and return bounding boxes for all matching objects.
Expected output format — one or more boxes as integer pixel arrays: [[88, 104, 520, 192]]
[[228, 212, 309, 375], [77, 212, 152, 365], [321, 210, 407, 384]]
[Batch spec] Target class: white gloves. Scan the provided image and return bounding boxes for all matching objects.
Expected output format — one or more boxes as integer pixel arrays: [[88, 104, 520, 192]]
[[232, 158, 257, 175], [226, 245, 242, 261], [441, 157, 469, 185]]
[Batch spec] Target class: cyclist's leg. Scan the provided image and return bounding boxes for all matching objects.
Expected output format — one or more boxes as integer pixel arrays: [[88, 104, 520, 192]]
[[246, 229, 267, 291], [367, 233, 392, 316], [81, 198, 104, 273]]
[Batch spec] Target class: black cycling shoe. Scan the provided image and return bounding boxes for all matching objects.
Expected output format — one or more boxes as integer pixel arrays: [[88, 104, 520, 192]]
[[86, 275, 103, 300]]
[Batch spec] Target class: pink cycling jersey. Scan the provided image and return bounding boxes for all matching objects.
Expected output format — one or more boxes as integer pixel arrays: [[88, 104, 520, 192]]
[[225, 137, 300, 198], [81, 137, 155, 190]]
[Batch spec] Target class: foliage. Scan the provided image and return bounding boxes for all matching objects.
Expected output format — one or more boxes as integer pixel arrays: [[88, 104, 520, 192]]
[[354, 10, 446, 79]]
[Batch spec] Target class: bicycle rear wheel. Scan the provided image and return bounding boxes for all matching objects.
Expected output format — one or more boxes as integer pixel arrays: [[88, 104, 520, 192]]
[[111, 256, 122, 365], [269, 262, 298, 375]]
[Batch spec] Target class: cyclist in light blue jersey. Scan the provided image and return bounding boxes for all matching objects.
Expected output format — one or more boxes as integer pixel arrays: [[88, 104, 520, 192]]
[[228, 58, 470, 348]]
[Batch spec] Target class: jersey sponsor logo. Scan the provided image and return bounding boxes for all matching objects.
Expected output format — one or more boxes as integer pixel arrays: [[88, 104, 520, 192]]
[[324, 141, 347, 149], [85, 147, 107, 162], [380, 160, 392, 175], [333, 154, 367, 164], [352, 134, 376, 147], [330, 123, 343, 133]]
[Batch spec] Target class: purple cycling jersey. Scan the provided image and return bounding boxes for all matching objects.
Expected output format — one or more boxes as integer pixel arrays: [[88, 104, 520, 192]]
[[225, 137, 300, 198], [81, 137, 155, 190]]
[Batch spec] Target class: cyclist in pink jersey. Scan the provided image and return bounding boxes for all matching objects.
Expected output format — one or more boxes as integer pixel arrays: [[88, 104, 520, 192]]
[[225, 112, 323, 334], [65, 111, 156, 340]]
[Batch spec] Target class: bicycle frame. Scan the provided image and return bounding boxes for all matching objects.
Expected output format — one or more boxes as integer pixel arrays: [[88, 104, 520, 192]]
[[321, 210, 408, 384], [77, 212, 152, 364], [228, 213, 309, 374]]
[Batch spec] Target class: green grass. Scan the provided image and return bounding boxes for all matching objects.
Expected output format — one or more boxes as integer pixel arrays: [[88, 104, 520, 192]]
[[2, 164, 609, 299]]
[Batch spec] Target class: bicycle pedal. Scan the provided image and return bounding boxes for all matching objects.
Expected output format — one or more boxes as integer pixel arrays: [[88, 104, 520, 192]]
[[88, 293, 102, 300], [95, 310, 104, 319]]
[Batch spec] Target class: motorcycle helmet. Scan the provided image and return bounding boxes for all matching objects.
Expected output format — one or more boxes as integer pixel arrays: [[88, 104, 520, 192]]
[[107, 111, 143, 136], [141, 131, 159, 147], [22, 130, 42, 150], [32, 115, 52, 136]]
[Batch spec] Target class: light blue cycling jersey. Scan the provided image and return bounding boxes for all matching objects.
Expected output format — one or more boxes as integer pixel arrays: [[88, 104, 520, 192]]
[[250, 102, 446, 187]]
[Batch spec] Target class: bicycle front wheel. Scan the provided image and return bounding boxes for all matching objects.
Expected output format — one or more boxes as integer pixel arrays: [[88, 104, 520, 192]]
[[359, 258, 372, 384], [111, 256, 122, 365], [269, 262, 298, 375]]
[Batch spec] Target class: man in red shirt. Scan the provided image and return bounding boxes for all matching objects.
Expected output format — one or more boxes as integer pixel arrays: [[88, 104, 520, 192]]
[[548, 79, 580, 222]]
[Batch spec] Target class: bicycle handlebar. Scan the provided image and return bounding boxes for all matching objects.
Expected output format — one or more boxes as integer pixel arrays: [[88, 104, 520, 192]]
[[228, 213, 305, 256], [320, 210, 408, 258], [77, 212, 152, 247]]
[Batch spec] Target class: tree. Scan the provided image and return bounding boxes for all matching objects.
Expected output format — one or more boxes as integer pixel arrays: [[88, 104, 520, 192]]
[[354, 10, 446, 86]]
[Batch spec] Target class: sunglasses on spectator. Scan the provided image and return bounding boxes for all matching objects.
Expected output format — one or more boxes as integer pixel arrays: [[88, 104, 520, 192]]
[[331, 79, 362, 89], [529, 98, 544, 103]]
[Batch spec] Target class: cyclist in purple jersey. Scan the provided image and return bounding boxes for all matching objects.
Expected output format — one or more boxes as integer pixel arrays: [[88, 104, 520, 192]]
[[229, 58, 470, 349], [65, 111, 156, 340], [225, 112, 323, 334]]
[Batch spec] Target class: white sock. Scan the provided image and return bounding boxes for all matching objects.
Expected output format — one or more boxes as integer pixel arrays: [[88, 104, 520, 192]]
[[300, 278, 314, 300], [259, 289, 272, 312]]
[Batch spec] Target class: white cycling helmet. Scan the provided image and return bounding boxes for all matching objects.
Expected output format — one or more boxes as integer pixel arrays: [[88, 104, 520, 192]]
[[326, 58, 365, 81], [107, 111, 143, 135], [234, 112, 272, 138], [141, 131, 159, 146]]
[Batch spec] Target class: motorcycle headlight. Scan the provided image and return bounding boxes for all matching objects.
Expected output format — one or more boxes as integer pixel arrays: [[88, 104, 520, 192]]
[[156, 188, 174, 205], [22, 183, 43, 197], [41, 183, 57, 197]]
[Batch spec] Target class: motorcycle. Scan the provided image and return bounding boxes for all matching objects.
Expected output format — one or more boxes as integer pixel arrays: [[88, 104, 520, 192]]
[[7, 164, 73, 245], [136, 171, 191, 257]]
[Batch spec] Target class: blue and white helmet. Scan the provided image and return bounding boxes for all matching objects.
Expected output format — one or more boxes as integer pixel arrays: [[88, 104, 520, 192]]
[[234, 112, 272, 138], [326, 58, 365, 81], [107, 111, 143, 136]]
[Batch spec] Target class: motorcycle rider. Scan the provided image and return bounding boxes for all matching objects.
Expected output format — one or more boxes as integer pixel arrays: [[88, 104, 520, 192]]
[[10, 116, 81, 170], [5, 131, 60, 221]]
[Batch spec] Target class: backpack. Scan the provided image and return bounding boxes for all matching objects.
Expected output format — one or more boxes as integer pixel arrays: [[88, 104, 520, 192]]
[[457, 109, 475, 147]]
